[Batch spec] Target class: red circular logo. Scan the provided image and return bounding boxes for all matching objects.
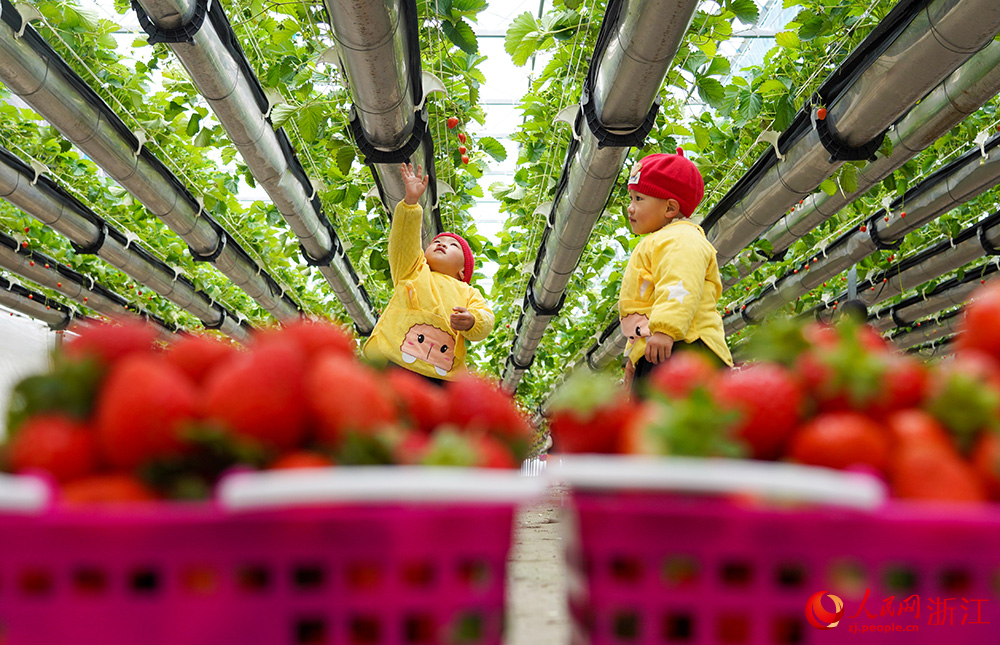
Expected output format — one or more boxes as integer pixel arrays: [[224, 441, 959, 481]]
[[805, 590, 845, 630]]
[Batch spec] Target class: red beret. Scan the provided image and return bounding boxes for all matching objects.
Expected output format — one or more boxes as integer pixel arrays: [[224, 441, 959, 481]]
[[627, 149, 705, 217]]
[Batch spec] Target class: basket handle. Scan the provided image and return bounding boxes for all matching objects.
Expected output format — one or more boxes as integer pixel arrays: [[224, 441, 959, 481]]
[[550, 456, 887, 509], [0, 473, 51, 513], [216, 466, 547, 511]]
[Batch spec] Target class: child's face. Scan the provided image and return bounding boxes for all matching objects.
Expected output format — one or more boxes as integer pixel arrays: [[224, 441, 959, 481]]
[[425, 237, 466, 281], [627, 189, 676, 235]]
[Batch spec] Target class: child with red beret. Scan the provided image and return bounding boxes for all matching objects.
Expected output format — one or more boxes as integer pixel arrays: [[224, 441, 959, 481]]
[[619, 149, 732, 392], [362, 163, 494, 381]]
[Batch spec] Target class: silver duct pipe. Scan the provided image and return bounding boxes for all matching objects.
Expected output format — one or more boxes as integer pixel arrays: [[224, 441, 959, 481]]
[[0, 149, 251, 342], [725, 40, 1000, 288], [889, 309, 961, 350], [0, 11, 300, 319], [723, 135, 1000, 334], [501, 0, 699, 392], [323, 0, 440, 245], [132, 0, 376, 333], [0, 275, 73, 328], [871, 275, 983, 332], [707, 0, 1000, 265]]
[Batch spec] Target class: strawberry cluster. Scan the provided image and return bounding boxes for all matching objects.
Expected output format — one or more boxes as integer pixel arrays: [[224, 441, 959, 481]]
[[1, 320, 531, 504], [550, 281, 1000, 505]]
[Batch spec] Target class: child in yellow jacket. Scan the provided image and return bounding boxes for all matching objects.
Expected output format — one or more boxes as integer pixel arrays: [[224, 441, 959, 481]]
[[363, 163, 494, 381], [619, 150, 733, 392]]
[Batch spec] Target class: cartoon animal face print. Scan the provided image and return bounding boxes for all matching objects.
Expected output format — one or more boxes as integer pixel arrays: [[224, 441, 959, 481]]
[[400, 323, 456, 376], [620, 312, 650, 343]]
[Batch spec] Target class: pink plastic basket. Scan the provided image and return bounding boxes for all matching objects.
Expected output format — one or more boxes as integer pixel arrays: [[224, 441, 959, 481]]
[[0, 467, 542, 645], [556, 456, 1000, 645]]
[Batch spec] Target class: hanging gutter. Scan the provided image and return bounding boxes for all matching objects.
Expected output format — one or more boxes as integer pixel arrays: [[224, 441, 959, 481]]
[[0, 273, 74, 328], [500, 0, 698, 393], [724, 40, 1000, 288], [322, 0, 443, 247], [906, 334, 955, 358], [0, 0, 301, 321], [887, 307, 961, 350], [723, 133, 1000, 335], [702, 0, 1000, 266], [131, 0, 377, 335], [0, 146, 252, 342]]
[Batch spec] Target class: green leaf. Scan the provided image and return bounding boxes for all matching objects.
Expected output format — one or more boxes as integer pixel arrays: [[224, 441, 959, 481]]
[[691, 123, 711, 151], [819, 179, 838, 196], [186, 113, 201, 138], [839, 164, 859, 195], [774, 94, 796, 131], [798, 16, 826, 40], [478, 136, 507, 162], [443, 19, 478, 54], [696, 77, 726, 109], [194, 127, 212, 148], [269, 103, 296, 129], [735, 90, 763, 124], [505, 12, 540, 66], [728, 0, 759, 24], [336, 146, 356, 175], [775, 31, 800, 49]]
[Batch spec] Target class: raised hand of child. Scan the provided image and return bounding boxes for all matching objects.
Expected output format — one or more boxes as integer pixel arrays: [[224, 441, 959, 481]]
[[401, 162, 429, 205], [450, 306, 475, 332]]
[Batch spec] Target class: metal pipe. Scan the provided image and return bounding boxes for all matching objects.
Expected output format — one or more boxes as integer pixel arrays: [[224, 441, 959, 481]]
[[502, 0, 699, 392], [133, 0, 376, 333], [889, 310, 961, 350], [0, 276, 72, 328], [726, 40, 1000, 288], [0, 10, 300, 319], [0, 148, 251, 342], [707, 0, 1000, 265]]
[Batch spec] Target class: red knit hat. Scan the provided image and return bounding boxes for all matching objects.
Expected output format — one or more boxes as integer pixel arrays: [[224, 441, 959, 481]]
[[433, 232, 474, 283], [627, 149, 705, 218]]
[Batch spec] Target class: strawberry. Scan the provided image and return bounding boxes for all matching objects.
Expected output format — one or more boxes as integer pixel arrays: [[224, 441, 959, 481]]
[[971, 431, 1000, 500], [458, 145, 467, 154], [447, 116, 459, 129], [269, 451, 334, 470], [457, 132, 466, 144], [714, 363, 803, 460], [471, 433, 518, 469], [61, 473, 159, 505], [461, 154, 470, 164], [890, 444, 986, 503], [256, 319, 355, 361], [789, 412, 890, 472], [165, 333, 237, 384], [884, 409, 953, 451], [446, 375, 532, 444], [386, 369, 448, 434], [306, 355, 397, 445], [6, 414, 98, 483], [203, 340, 309, 452], [393, 430, 432, 465], [924, 352, 1000, 447], [548, 371, 637, 454], [646, 352, 719, 399], [867, 353, 930, 418], [64, 319, 158, 366], [627, 389, 743, 458], [956, 280, 1000, 362], [95, 355, 198, 469]]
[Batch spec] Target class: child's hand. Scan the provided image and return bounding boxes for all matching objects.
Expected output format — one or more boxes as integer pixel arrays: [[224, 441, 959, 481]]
[[450, 307, 475, 332], [401, 162, 429, 205], [644, 332, 675, 364]]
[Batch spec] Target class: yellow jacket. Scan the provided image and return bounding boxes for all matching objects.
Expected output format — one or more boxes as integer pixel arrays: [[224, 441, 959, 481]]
[[619, 219, 733, 367], [362, 201, 494, 379]]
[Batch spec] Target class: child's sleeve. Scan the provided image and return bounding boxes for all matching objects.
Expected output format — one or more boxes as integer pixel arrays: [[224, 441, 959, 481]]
[[647, 229, 711, 340], [388, 201, 425, 283], [463, 287, 495, 342]]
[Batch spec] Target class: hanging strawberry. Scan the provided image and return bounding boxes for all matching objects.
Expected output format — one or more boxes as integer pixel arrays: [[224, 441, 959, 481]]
[[458, 132, 466, 144], [461, 155, 470, 164], [446, 116, 459, 129], [458, 146, 467, 154]]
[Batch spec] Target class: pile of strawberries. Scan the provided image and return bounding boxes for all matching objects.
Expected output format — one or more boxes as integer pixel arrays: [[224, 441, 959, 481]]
[[1, 320, 531, 504], [549, 282, 1000, 505]]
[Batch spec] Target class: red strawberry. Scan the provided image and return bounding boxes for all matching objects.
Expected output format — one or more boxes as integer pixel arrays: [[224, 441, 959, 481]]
[[884, 409, 953, 451], [890, 444, 986, 503], [447, 116, 459, 129], [95, 355, 198, 469], [714, 363, 803, 460], [64, 319, 158, 366], [957, 280, 1000, 362], [457, 132, 466, 144], [924, 351, 1000, 445], [461, 154, 470, 164], [393, 430, 432, 465], [269, 451, 334, 470], [971, 432, 1000, 500], [471, 433, 517, 469], [646, 352, 719, 399], [868, 353, 930, 418], [547, 371, 635, 454], [306, 355, 397, 444], [61, 473, 158, 505], [458, 145, 467, 154], [203, 340, 309, 451], [386, 369, 448, 434], [7, 414, 98, 483], [446, 375, 532, 443], [789, 412, 890, 472], [256, 319, 355, 361], [165, 334, 238, 384]]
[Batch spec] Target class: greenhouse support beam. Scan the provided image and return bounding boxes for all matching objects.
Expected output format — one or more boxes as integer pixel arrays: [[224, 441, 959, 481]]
[[869, 262, 997, 333], [0, 273, 75, 329], [723, 134, 1000, 335], [0, 147, 251, 342], [705, 0, 1000, 265], [324, 0, 442, 245], [725, 40, 1000, 288], [501, 0, 699, 393], [0, 0, 301, 320], [888, 308, 961, 350], [132, 0, 377, 334]]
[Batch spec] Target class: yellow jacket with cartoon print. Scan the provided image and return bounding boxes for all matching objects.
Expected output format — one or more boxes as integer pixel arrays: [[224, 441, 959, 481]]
[[362, 201, 494, 379], [619, 219, 733, 367]]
